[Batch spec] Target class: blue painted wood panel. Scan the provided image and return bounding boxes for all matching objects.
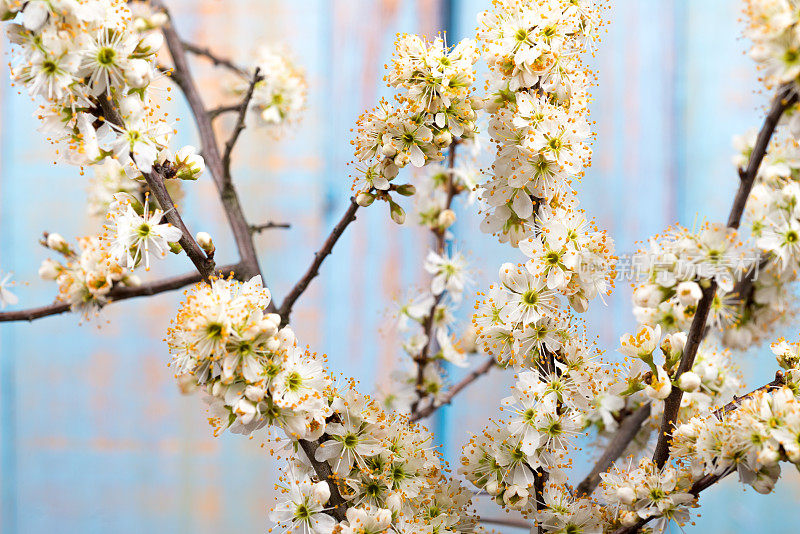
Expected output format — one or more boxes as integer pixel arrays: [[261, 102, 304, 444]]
[[1, 1, 799, 532]]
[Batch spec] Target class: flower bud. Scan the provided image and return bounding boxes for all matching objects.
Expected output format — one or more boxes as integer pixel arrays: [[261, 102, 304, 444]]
[[195, 231, 214, 255], [485, 479, 500, 496], [137, 32, 164, 55], [394, 183, 416, 196], [119, 94, 146, 121], [356, 191, 375, 207], [380, 143, 398, 157], [125, 59, 153, 88], [437, 208, 456, 229], [174, 145, 205, 180], [38, 258, 60, 280], [756, 446, 780, 466], [434, 129, 453, 147], [388, 199, 406, 225], [677, 371, 701, 392], [676, 280, 702, 306], [469, 96, 485, 110], [46, 232, 67, 252], [211, 381, 223, 397], [244, 385, 265, 402], [616, 486, 636, 505]]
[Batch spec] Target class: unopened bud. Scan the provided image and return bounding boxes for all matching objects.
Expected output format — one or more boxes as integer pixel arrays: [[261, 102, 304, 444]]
[[137, 32, 164, 55], [388, 199, 406, 225], [677, 371, 701, 392], [356, 191, 375, 207], [469, 96, 485, 110], [434, 129, 453, 147], [616, 486, 636, 505], [195, 231, 214, 254], [437, 208, 456, 229], [174, 145, 205, 180], [394, 184, 416, 196], [46, 233, 68, 252]]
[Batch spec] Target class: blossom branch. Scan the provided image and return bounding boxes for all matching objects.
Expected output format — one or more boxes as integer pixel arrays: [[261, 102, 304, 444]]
[[0, 263, 243, 322], [276, 198, 360, 323], [652, 83, 798, 468], [614, 374, 789, 534], [409, 143, 459, 414], [409, 356, 495, 422], [95, 95, 215, 281], [297, 438, 348, 521]]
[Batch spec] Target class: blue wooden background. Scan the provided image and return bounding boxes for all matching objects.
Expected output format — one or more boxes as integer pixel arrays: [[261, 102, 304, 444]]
[[1, 1, 799, 532]]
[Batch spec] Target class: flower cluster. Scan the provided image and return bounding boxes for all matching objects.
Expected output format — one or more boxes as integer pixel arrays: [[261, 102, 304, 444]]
[[459, 338, 625, 514], [2, 0, 206, 286], [618, 324, 741, 415], [744, 0, 800, 105], [352, 35, 481, 219], [233, 45, 306, 130], [718, 133, 800, 348], [630, 224, 747, 335], [168, 276, 480, 533], [600, 458, 696, 531], [670, 340, 800, 497], [37, 232, 138, 316]]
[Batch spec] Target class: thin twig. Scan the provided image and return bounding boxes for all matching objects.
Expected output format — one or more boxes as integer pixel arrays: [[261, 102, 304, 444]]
[[208, 104, 243, 121], [713, 370, 785, 419], [410, 357, 495, 422], [652, 83, 797, 468], [181, 41, 248, 76], [222, 68, 262, 187], [0, 263, 243, 323], [574, 403, 652, 496], [277, 198, 360, 323], [250, 221, 291, 233]]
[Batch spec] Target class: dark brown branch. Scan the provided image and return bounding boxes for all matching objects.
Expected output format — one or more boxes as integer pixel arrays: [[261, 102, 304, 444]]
[[277, 198, 360, 323], [297, 438, 347, 521], [713, 370, 785, 419], [652, 84, 797, 469], [575, 402, 652, 497], [0, 263, 243, 323], [181, 41, 248, 76], [155, 2, 265, 286], [410, 357, 495, 422], [222, 68, 262, 187], [145, 168, 216, 280], [250, 221, 291, 233]]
